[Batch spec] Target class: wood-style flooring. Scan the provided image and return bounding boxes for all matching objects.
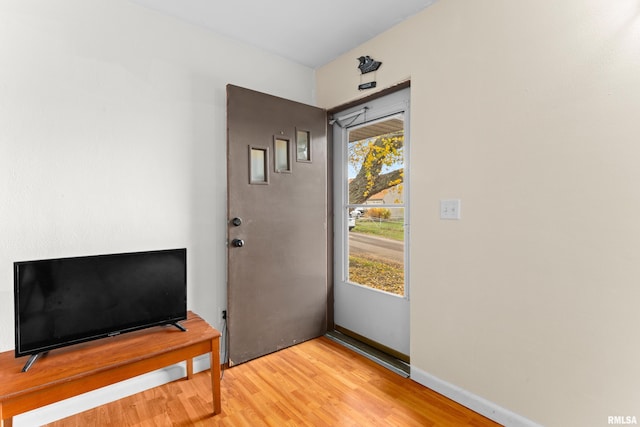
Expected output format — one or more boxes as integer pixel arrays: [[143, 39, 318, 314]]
[[45, 337, 500, 426]]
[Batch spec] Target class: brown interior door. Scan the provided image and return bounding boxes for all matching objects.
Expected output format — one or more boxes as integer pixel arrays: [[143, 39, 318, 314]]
[[226, 85, 328, 366]]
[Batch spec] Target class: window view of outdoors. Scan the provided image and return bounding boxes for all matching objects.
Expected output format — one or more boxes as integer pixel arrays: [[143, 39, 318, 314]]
[[347, 114, 405, 296]]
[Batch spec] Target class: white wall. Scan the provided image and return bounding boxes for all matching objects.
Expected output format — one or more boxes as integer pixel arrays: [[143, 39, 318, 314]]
[[0, 0, 315, 352], [318, 1, 640, 426]]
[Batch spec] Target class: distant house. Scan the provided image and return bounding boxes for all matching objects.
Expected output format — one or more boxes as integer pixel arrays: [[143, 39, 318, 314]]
[[364, 185, 404, 219]]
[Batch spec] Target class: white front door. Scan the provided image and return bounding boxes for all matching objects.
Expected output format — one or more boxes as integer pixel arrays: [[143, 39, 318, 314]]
[[333, 87, 410, 357]]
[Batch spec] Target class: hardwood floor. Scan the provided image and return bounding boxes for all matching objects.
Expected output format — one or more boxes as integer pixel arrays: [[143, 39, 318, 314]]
[[45, 337, 500, 426]]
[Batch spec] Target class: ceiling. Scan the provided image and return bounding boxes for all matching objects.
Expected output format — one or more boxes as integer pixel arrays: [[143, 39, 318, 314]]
[[349, 117, 404, 142], [129, 0, 435, 69]]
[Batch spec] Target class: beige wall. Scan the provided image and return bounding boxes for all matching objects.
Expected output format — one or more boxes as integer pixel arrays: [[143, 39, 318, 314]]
[[318, 1, 640, 425]]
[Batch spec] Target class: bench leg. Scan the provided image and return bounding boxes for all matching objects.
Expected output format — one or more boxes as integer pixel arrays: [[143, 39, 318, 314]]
[[186, 358, 194, 380], [210, 338, 221, 415]]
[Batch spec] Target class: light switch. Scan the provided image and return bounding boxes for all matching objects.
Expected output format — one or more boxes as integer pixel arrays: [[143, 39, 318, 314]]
[[440, 199, 461, 220]]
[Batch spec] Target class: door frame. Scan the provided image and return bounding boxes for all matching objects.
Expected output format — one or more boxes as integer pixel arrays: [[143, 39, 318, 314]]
[[326, 81, 411, 333], [328, 81, 411, 358]]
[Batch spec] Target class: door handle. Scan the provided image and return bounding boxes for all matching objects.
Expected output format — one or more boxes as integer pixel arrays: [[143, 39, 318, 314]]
[[231, 239, 245, 248]]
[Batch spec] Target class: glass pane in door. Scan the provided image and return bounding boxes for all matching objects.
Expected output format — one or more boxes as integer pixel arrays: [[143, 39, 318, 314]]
[[348, 207, 405, 295], [346, 114, 405, 296], [274, 137, 291, 173], [250, 147, 268, 184]]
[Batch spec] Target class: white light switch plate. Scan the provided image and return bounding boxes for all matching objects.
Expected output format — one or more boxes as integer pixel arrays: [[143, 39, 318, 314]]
[[440, 199, 461, 220]]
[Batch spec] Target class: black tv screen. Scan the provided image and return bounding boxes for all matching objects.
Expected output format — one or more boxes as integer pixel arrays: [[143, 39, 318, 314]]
[[14, 248, 187, 359]]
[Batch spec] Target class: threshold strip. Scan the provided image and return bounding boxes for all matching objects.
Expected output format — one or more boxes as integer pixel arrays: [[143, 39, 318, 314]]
[[325, 330, 410, 378]]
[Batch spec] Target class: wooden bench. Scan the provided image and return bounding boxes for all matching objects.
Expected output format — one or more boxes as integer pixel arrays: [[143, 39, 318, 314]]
[[0, 311, 221, 427]]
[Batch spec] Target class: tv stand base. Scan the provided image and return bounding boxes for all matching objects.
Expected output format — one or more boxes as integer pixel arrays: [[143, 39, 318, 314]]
[[0, 311, 220, 427], [172, 321, 188, 332], [21, 352, 48, 373]]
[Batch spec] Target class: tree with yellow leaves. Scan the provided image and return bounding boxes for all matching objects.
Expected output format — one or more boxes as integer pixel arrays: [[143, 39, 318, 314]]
[[348, 131, 404, 204]]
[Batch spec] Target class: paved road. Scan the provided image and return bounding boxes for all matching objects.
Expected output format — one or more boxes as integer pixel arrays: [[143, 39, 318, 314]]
[[348, 232, 404, 263]]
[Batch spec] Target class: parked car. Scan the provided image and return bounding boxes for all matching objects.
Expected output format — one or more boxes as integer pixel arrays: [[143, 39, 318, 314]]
[[348, 216, 356, 231], [350, 208, 364, 218]]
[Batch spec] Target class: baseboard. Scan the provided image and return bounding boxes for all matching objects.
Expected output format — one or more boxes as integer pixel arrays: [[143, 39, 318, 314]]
[[410, 366, 541, 427], [13, 354, 211, 427]]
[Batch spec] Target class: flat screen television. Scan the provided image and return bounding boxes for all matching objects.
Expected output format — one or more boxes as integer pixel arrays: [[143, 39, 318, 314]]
[[14, 248, 187, 371]]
